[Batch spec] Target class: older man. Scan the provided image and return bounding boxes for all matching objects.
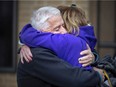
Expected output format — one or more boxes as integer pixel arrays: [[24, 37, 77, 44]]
[[17, 6, 103, 87]]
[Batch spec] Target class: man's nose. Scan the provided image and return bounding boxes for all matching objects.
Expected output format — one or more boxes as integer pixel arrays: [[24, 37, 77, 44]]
[[60, 26, 67, 34]]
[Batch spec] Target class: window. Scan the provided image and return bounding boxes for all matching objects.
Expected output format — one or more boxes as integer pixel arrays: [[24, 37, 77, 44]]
[[97, 1, 116, 57]]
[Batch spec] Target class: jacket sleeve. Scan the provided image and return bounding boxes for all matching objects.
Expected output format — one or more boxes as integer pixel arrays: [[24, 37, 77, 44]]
[[19, 27, 68, 56], [19, 47, 101, 87]]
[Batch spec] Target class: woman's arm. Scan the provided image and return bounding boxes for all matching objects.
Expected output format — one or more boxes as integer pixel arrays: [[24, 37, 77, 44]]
[[19, 25, 67, 55], [19, 24, 95, 68]]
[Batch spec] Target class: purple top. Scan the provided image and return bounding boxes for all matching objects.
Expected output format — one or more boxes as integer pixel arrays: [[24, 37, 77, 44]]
[[19, 24, 97, 70]]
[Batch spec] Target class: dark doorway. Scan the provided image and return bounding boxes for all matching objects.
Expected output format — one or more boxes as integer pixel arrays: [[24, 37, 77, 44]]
[[0, 1, 18, 72]]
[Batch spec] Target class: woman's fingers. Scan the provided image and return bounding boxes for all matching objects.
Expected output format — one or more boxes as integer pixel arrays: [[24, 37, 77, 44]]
[[19, 45, 33, 63], [79, 44, 95, 67], [20, 52, 24, 64]]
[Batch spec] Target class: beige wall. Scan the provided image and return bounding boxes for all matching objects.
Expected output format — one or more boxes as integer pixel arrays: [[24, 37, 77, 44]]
[[0, 1, 91, 87], [18, 0, 90, 31]]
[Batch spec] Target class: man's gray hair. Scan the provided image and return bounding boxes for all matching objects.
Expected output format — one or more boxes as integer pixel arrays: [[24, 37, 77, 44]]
[[30, 6, 61, 30]]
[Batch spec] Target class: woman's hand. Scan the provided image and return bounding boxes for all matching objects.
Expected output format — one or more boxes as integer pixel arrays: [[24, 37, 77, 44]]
[[78, 44, 95, 67], [20, 45, 33, 64]]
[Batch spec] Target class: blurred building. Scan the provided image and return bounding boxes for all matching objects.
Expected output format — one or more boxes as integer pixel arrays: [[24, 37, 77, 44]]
[[0, 0, 115, 87]]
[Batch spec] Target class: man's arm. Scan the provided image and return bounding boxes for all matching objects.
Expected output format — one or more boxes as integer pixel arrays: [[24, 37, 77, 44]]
[[18, 47, 101, 87]]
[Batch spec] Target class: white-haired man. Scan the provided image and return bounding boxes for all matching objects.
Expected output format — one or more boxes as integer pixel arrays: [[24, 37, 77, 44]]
[[17, 6, 103, 87]]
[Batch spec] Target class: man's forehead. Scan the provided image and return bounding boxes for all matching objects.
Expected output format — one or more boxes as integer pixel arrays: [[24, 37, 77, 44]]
[[48, 15, 64, 25], [48, 15, 62, 21]]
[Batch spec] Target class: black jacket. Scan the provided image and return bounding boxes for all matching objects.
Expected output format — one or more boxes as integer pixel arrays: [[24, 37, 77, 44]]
[[17, 47, 101, 87]]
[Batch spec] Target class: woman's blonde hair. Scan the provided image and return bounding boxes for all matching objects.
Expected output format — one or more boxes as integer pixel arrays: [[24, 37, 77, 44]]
[[57, 4, 88, 35]]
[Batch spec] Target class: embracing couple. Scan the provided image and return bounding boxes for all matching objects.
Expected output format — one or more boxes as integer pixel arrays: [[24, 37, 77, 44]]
[[17, 4, 104, 87]]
